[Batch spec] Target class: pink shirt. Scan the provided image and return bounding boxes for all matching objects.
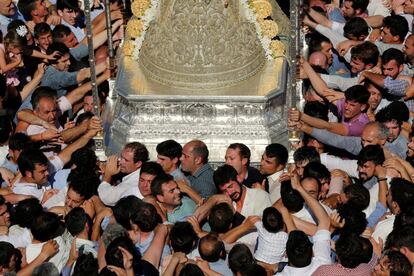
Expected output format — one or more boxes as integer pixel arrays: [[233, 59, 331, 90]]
[[336, 99, 369, 136]]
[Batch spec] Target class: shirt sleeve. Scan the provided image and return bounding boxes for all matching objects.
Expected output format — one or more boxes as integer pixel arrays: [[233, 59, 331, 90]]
[[367, 202, 387, 228], [311, 128, 362, 155], [315, 24, 347, 48], [312, 229, 332, 264], [330, 21, 345, 34], [48, 156, 64, 175], [97, 181, 128, 206], [57, 96, 72, 113], [384, 77, 408, 97], [321, 154, 358, 178], [69, 44, 88, 60], [320, 74, 358, 91]]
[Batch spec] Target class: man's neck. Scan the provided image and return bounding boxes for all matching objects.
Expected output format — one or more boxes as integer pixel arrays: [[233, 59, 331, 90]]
[[20, 177, 36, 185], [237, 167, 248, 183], [161, 202, 178, 213], [166, 166, 179, 175]]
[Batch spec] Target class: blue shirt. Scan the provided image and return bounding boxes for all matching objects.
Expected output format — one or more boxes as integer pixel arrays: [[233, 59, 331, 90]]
[[167, 196, 197, 223]]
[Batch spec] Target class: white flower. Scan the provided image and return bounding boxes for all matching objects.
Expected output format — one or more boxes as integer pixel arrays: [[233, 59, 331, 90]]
[[16, 25, 28, 37]]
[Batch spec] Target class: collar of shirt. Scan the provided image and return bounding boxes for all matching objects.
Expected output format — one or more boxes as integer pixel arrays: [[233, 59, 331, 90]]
[[192, 163, 211, 178], [122, 168, 141, 183], [267, 170, 283, 184]]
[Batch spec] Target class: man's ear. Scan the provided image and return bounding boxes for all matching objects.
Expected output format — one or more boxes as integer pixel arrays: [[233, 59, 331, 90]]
[[155, 194, 164, 203], [399, 64, 404, 73], [241, 157, 248, 167], [194, 155, 203, 166], [57, 10, 63, 17]]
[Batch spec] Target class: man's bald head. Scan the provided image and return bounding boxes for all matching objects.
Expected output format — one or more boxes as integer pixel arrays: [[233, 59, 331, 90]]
[[308, 51, 328, 69]]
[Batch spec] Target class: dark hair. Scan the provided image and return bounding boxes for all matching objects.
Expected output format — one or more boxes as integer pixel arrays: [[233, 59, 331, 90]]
[[228, 244, 255, 274], [337, 204, 367, 236], [344, 17, 369, 40], [383, 15, 409, 43], [198, 233, 225, 262], [343, 184, 370, 211], [52, 24, 72, 43], [264, 143, 288, 165], [383, 250, 412, 275], [303, 101, 329, 121], [286, 230, 313, 267], [386, 226, 414, 252], [4, 30, 27, 51], [345, 85, 370, 105], [357, 144, 385, 166], [56, 0, 79, 11], [65, 207, 91, 237], [376, 101, 409, 126], [170, 222, 198, 254], [262, 207, 284, 233], [239, 264, 267, 276], [113, 196, 143, 230], [0, 195, 5, 206], [228, 143, 251, 166], [30, 212, 63, 242], [346, 0, 369, 12], [46, 42, 69, 58], [8, 132, 32, 151], [293, 146, 320, 164], [303, 162, 330, 182], [281, 180, 304, 213], [105, 236, 142, 273], [12, 198, 43, 228], [0, 241, 15, 269], [0, 116, 12, 144], [76, 112, 94, 126], [130, 202, 161, 232], [179, 263, 204, 276], [140, 161, 164, 177], [150, 174, 174, 197], [70, 147, 99, 174], [67, 169, 100, 199], [73, 253, 99, 276], [208, 203, 234, 233], [390, 178, 414, 213], [34, 22, 52, 38], [156, 140, 182, 159], [394, 209, 414, 229], [382, 48, 405, 67], [124, 142, 149, 163], [350, 41, 379, 66], [191, 140, 209, 164], [17, 0, 38, 20], [213, 164, 239, 191], [17, 149, 48, 177], [307, 33, 331, 55], [336, 234, 371, 269], [30, 86, 57, 110]]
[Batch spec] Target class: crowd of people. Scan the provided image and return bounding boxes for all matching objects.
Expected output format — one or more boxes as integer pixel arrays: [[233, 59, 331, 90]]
[[1, 0, 414, 275]]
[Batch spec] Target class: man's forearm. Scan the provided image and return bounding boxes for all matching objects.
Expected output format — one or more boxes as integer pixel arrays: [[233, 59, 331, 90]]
[[60, 124, 87, 143]]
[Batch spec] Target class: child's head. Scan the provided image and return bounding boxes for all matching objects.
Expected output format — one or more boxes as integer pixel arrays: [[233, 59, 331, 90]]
[[7, 19, 33, 45], [4, 30, 27, 54], [262, 207, 284, 233]]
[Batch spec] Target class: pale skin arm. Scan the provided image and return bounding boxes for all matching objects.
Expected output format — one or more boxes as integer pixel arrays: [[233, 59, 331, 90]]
[[0, 48, 21, 73], [142, 224, 168, 269], [292, 216, 318, 236], [17, 240, 59, 276], [308, 8, 333, 28], [364, 16, 384, 28], [20, 63, 45, 101], [176, 179, 203, 205], [76, 63, 107, 83], [221, 216, 259, 244]]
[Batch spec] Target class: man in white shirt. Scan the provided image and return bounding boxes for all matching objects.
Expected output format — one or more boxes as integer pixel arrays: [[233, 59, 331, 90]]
[[98, 142, 149, 206], [214, 165, 271, 217], [258, 143, 288, 203], [277, 173, 331, 275]]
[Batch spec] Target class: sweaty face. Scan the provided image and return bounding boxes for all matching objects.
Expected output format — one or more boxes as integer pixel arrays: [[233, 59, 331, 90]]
[[403, 35, 414, 61], [381, 27, 398, 44], [0, 204, 10, 227], [225, 148, 246, 175], [259, 153, 278, 175], [65, 187, 84, 209], [0, 0, 15, 16], [180, 143, 196, 174], [384, 120, 400, 143], [54, 53, 71, 71], [160, 181, 182, 206], [320, 42, 333, 65], [341, 0, 356, 18], [382, 60, 401, 79], [59, 7, 78, 26], [36, 32, 52, 52], [83, 96, 94, 113], [156, 154, 177, 174], [344, 100, 364, 119], [350, 57, 367, 74], [367, 84, 382, 111], [34, 97, 57, 124], [219, 180, 242, 202], [358, 161, 376, 181], [119, 148, 139, 174], [31, 163, 49, 185], [138, 172, 156, 197]]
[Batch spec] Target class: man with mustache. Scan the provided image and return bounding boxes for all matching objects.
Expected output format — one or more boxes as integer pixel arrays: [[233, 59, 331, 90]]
[[213, 164, 271, 217]]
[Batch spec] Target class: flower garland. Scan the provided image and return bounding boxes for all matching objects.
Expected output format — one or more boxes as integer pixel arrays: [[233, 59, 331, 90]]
[[124, 0, 285, 61], [123, 0, 159, 60], [240, 0, 285, 60]]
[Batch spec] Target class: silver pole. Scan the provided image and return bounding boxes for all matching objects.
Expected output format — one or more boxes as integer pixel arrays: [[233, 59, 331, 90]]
[[287, 0, 302, 164], [84, 0, 106, 160]]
